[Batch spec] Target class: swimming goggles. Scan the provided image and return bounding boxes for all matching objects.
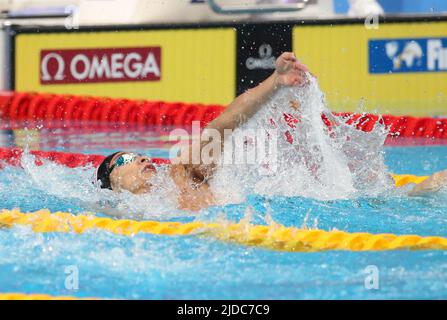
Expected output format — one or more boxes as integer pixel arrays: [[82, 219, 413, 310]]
[[110, 153, 139, 170]]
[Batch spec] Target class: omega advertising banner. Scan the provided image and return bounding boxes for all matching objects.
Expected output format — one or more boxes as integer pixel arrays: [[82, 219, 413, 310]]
[[39, 47, 162, 85], [14, 27, 236, 105]]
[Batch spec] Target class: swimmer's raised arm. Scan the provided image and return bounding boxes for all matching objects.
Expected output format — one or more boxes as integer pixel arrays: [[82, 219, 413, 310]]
[[205, 52, 309, 137], [174, 52, 309, 181], [176, 53, 308, 160]]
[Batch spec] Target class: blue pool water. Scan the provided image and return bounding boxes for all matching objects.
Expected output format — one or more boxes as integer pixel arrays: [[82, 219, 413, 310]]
[[0, 127, 446, 299]]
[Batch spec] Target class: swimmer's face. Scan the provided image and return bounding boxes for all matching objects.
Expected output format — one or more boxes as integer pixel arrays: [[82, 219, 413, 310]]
[[109, 152, 157, 194]]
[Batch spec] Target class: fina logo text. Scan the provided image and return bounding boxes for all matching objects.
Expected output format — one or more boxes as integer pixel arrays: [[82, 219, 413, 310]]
[[369, 37, 447, 74], [40, 47, 161, 84]]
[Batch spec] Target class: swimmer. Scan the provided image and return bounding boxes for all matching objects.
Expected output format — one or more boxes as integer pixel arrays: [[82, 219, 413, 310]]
[[95, 52, 447, 210]]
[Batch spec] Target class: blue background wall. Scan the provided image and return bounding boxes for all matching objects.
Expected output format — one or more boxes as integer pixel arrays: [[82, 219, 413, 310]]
[[334, 0, 447, 14]]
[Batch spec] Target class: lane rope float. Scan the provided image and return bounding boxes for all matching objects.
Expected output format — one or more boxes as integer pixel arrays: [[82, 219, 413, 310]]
[[0, 293, 91, 300], [1, 91, 446, 138], [390, 173, 428, 187], [1, 209, 446, 252]]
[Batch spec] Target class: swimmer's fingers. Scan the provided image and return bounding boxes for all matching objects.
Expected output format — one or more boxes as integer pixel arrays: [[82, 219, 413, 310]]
[[276, 68, 309, 87], [276, 60, 293, 74], [293, 61, 309, 73], [275, 52, 312, 87], [276, 52, 298, 74], [280, 52, 297, 62]]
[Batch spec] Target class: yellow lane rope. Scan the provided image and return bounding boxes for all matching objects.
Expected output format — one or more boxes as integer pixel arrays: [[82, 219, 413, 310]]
[[0, 293, 90, 300], [391, 173, 429, 187], [1, 209, 446, 252]]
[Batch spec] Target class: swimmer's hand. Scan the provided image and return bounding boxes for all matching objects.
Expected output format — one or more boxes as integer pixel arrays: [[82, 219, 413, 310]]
[[408, 169, 447, 196], [274, 52, 310, 88]]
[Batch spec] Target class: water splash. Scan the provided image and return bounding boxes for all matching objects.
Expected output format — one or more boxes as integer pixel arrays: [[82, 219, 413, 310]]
[[211, 74, 394, 201]]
